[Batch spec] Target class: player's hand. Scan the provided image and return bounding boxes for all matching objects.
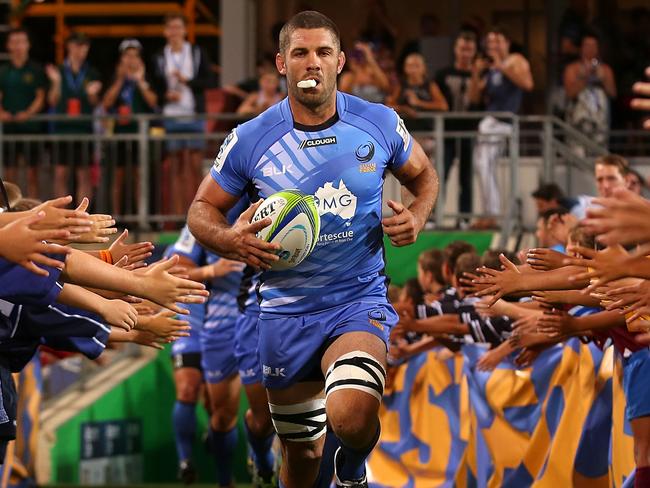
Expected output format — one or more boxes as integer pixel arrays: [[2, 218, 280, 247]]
[[109, 229, 154, 268], [98, 298, 138, 331], [139, 255, 210, 314], [382, 200, 418, 246], [526, 248, 566, 271], [136, 309, 190, 339], [31, 195, 92, 234], [223, 200, 281, 270], [0, 211, 71, 276]]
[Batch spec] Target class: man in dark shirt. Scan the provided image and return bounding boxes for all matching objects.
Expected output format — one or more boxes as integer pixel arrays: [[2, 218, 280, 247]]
[[435, 31, 480, 224], [0, 28, 46, 198], [47, 32, 102, 205]]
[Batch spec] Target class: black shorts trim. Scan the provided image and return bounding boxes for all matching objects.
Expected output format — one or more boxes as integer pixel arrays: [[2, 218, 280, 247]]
[[172, 352, 202, 371]]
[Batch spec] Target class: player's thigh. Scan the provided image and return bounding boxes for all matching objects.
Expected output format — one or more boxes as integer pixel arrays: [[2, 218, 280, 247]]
[[267, 382, 326, 478], [320, 331, 387, 428], [244, 382, 271, 420], [205, 373, 242, 419], [173, 367, 203, 403]]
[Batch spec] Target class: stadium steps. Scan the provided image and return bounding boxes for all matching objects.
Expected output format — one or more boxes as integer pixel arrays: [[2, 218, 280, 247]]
[[37, 347, 158, 483]]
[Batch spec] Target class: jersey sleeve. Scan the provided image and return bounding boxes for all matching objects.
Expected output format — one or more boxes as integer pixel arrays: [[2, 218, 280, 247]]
[[210, 127, 250, 196], [383, 108, 413, 171], [0, 257, 63, 306], [164, 225, 205, 265]]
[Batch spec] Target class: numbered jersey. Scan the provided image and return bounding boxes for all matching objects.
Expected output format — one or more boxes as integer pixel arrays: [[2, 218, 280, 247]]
[[211, 92, 413, 314]]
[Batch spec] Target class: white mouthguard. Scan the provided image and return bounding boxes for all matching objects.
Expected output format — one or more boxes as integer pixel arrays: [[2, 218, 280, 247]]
[[297, 79, 318, 89]]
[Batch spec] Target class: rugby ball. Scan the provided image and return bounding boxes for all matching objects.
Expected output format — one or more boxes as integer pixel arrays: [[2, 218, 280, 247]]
[[251, 190, 320, 270]]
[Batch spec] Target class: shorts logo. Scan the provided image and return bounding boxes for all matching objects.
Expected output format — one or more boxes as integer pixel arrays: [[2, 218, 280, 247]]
[[240, 368, 257, 378], [369, 319, 384, 331], [263, 365, 286, 377], [369, 310, 387, 321], [355, 141, 375, 162], [299, 136, 337, 149]]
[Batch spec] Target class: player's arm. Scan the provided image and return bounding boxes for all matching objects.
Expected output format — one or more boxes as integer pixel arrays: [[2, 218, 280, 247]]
[[187, 176, 280, 269], [385, 139, 438, 246]]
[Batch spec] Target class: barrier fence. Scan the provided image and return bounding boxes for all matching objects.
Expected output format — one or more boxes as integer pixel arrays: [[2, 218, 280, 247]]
[[2, 111, 648, 244]]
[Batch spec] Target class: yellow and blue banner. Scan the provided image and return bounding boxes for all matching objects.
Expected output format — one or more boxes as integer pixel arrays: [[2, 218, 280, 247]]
[[368, 341, 634, 487]]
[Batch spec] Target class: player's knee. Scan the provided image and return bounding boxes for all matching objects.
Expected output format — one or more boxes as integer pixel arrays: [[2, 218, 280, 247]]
[[328, 390, 378, 447], [176, 383, 200, 403], [324, 350, 385, 444], [246, 407, 273, 437]]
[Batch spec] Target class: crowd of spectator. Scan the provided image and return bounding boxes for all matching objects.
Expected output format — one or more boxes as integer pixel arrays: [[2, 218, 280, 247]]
[[1, 5, 649, 226]]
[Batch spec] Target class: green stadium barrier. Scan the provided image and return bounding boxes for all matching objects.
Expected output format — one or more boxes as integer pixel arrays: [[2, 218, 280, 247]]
[[49, 231, 494, 484]]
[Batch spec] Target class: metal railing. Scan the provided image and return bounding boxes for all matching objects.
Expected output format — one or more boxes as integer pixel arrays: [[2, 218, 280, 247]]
[[0, 111, 613, 245]]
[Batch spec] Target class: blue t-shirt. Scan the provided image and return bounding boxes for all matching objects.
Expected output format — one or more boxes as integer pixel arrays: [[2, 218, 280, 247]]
[[167, 224, 242, 346], [210, 92, 413, 314]]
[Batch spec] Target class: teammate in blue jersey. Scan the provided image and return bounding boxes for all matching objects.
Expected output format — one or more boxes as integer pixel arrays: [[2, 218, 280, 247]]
[[188, 11, 438, 488], [235, 266, 278, 487], [164, 225, 244, 486]]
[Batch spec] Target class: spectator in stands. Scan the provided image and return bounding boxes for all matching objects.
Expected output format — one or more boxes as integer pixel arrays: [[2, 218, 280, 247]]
[[417, 249, 445, 303], [626, 168, 646, 195], [151, 14, 213, 216], [398, 14, 451, 80], [223, 54, 281, 102], [436, 30, 481, 223], [572, 154, 629, 219], [339, 41, 390, 103], [471, 26, 533, 229], [536, 208, 569, 252], [0, 28, 46, 199], [46, 33, 102, 205], [531, 183, 579, 215], [236, 71, 283, 117], [563, 31, 616, 152], [387, 53, 447, 153], [103, 39, 157, 217]]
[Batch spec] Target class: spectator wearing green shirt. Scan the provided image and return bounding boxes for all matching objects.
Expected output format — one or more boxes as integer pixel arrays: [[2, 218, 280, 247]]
[[46, 32, 102, 204], [0, 28, 46, 198], [102, 39, 157, 216]]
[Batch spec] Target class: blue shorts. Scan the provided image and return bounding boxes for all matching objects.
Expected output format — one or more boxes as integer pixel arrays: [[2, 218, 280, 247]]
[[163, 119, 205, 151], [623, 348, 650, 421], [235, 311, 262, 385], [171, 329, 202, 356], [258, 300, 396, 389], [200, 321, 238, 384]]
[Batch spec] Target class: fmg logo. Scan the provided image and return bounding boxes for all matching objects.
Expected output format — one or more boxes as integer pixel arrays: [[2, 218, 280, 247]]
[[314, 180, 358, 220]]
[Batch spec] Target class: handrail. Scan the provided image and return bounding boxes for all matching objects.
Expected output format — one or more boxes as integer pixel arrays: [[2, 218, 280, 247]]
[[0, 111, 613, 244]]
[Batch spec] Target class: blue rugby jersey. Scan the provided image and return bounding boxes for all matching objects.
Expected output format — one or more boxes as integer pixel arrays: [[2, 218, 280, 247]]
[[166, 224, 243, 349], [210, 92, 413, 314]]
